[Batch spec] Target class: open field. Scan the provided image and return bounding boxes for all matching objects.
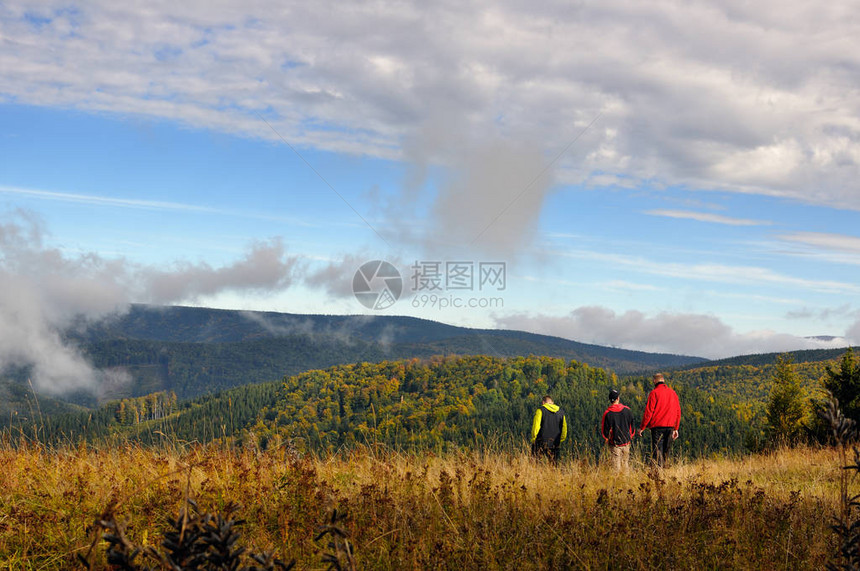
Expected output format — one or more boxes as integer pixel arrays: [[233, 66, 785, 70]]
[[0, 443, 845, 569]]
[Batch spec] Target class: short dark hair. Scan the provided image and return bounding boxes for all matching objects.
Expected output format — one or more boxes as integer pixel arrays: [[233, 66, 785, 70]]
[[541, 395, 553, 404]]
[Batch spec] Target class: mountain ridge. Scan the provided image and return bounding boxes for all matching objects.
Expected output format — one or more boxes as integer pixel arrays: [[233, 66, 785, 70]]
[[72, 304, 706, 364], [0, 304, 706, 414]]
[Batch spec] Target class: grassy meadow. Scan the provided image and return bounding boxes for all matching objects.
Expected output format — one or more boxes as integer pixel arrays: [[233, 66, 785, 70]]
[[0, 441, 845, 570]]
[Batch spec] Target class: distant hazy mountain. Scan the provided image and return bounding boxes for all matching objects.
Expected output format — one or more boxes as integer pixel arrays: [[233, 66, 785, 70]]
[[47, 305, 703, 401], [804, 335, 843, 343], [77, 304, 705, 365]]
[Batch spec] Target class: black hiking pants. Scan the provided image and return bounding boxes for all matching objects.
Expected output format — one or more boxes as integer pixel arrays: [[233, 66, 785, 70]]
[[650, 427, 674, 467]]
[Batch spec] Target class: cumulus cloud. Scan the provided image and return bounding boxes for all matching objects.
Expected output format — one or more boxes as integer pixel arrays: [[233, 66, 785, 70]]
[[143, 238, 298, 303], [847, 319, 860, 346], [0, 211, 300, 394], [378, 130, 558, 258], [2, 0, 859, 212], [427, 140, 555, 257], [360, 72, 579, 258], [496, 306, 850, 359], [305, 253, 384, 299], [312, 256, 425, 308], [2, 1, 860, 373]]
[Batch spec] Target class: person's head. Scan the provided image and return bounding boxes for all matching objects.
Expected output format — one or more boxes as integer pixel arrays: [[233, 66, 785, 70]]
[[652, 373, 665, 385], [608, 389, 620, 403], [542, 395, 553, 405]]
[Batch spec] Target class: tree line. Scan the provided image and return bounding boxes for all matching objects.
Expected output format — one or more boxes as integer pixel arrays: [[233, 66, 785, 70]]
[[762, 348, 860, 446], [12, 354, 751, 458]]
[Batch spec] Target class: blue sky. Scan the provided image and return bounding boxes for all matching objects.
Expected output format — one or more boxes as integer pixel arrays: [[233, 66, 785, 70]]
[[1, 1, 860, 393]]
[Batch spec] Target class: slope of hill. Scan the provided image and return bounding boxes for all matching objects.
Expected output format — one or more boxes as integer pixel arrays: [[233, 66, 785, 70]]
[[680, 347, 857, 369], [0, 367, 85, 423], [71, 304, 470, 344], [660, 348, 859, 412], [1, 303, 707, 423], [10, 305, 855, 428], [1, 304, 700, 406], [79, 335, 392, 401], [24, 355, 749, 458], [73, 304, 705, 369]]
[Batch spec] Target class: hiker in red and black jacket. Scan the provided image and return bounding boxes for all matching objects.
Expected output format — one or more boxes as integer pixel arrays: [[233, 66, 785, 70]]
[[601, 389, 635, 472], [637, 373, 681, 468]]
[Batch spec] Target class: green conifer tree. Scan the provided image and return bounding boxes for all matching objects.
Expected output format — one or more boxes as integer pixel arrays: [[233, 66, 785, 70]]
[[765, 354, 806, 445], [824, 348, 860, 423]]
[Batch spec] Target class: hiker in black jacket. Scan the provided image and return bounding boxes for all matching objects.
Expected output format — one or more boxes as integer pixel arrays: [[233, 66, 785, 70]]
[[531, 395, 567, 464], [601, 389, 635, 472]]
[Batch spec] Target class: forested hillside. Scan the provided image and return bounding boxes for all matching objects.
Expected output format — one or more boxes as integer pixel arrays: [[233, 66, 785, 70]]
[[20, 355, 749, 458], [0, 305, 708, 418], [665, 354, 854, 411], [684, 347, 858, 368], [69, 305, 704, 393], [0, 369, 83, 422], [81, 336, 391, 400], [6, 305, 852, 449]]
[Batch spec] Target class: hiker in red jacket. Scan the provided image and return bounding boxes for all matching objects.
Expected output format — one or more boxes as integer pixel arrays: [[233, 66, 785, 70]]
[[637, 373, 681, 468], [601, 389, 635, 472]]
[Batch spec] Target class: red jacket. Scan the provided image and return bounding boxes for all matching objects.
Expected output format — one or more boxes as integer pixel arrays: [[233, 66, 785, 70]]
[[640, 382, 681, 430]]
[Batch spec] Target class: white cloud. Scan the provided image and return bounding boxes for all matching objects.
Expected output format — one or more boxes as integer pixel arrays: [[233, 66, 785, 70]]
[[305, 253, 403, 299], [1, 0, 859, 210], [602, 280, 662, 292], [1, 1, 859, 371], [0, 184, 323, 227], [786, 304, 857, 321], [847, 318, 860, 345], [644, 209, 772, 226], [417, 139, 554, 258], [779, 232, 860, 254], [559, 248, 860, 294], [496, 306, 850, 359], [0, 185, 220, 213], [707, 291, 802, 305], [773, 232, 860, 267], [0, 210, 301, 393], [0, 208, 412, 393], [142, 238, 299, 304]]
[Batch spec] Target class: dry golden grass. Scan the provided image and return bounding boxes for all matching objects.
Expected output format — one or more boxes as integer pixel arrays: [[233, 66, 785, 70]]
[[0, 442, 845, 569]]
